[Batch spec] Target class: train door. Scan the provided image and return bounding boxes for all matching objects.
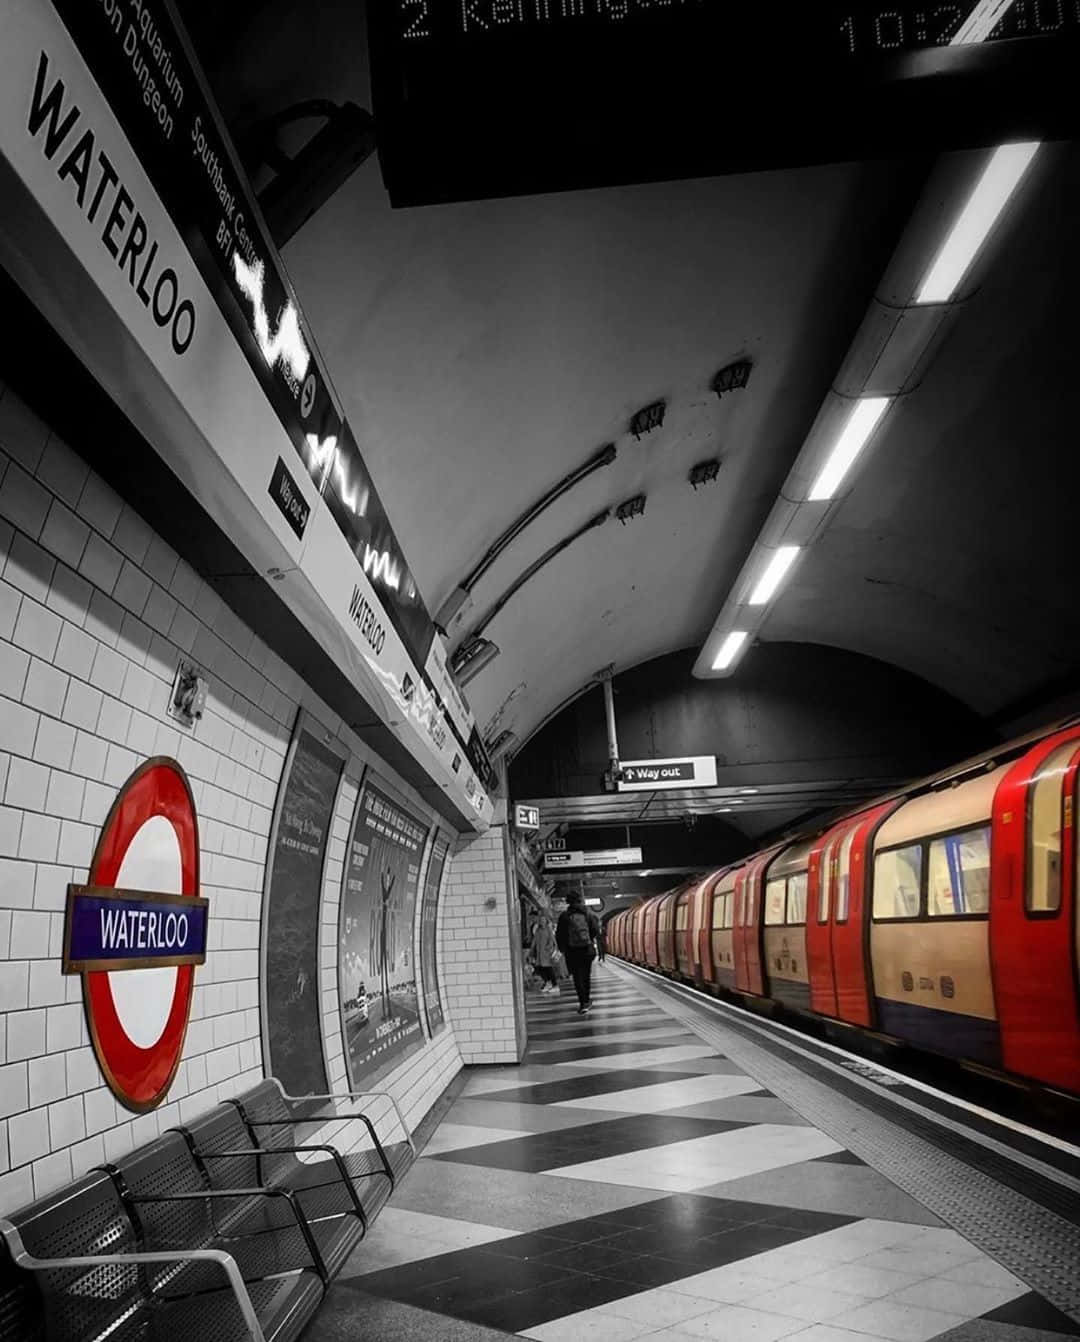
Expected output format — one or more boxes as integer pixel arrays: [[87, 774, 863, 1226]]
[[806, 827, 842, 1016], [675, 889, 693, 979], [734, 852, 773, 996], [833, 803, 896, 1028], [990, 728, 1080, 1093]]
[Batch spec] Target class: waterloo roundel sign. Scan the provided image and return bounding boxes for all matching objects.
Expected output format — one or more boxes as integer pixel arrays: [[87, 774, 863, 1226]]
[[62, 758, 207, 1113]]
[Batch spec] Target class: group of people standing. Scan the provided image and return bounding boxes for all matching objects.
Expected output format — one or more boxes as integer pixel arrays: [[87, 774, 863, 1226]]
[[528, 892, 603, 1015]]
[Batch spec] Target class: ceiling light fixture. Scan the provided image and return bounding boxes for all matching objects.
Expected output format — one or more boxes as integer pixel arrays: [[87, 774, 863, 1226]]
[[630, 400, 666, 439], [615, 494, 647, 524], [748, 545, 800, 606], [711, 359, 752, 399], [915, 142, 1039, 304], [808, 396, 890, 501], [711, 630, 747, 671], [950, 0, 1018, 44]]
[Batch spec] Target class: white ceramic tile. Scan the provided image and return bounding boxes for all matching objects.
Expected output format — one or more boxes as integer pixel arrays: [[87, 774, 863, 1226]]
[[597, 1288, 720, 1329], [420, 1122, 532, 1154], [937, 1258, 1027, 1291], [555, 1074, 763, 1113], [560, 1045, 719, 1071], [373, 1207, 517, 1247], [522, 1310, 654, 1341], [547, 1125, 842, 1191], [886, 1278, 1026, 1317], [666, 1265, 787, 1304], [673, 1302, 807, 1342], [800, 1265, 927, 1301], [782, 1326, 899, 1342], [830, 1299, 968, 1342], [742, 1282, 873, 1324]]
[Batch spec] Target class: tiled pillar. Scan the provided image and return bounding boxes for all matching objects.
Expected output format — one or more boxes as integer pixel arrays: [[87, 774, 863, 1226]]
[[440, 823, 525, 1064]]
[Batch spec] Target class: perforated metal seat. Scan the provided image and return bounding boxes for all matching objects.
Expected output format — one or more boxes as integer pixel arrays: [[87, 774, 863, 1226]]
[[230, 1081, 411, 1227], [1, 1166, 323, 1341], [181, 1104, 368, 1247]]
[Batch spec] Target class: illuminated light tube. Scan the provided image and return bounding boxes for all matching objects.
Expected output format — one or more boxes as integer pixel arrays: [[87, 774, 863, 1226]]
[[951, 0, 1017, 44], [712, 630, 748, 672], [232, 254, 311, 382], [915, 142, 1040, 304], [808, 397, 890, 502], [748, 545, 800, 606]]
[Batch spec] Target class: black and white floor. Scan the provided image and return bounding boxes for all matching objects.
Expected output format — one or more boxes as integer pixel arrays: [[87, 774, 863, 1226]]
[[305, 963, 1080, 1342]]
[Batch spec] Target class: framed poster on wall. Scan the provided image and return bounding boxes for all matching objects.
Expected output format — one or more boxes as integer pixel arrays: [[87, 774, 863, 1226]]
[[338, 777, 429, 1087], [262, 719, 345, 1097], [420, 831, 450, 1036]]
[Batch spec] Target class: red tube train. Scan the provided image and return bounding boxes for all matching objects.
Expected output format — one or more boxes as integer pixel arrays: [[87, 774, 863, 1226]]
[[608, 723, 1080, 1096]]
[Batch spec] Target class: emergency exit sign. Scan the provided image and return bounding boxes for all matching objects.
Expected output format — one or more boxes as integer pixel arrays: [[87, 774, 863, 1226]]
[[514, 804, 540, 831]]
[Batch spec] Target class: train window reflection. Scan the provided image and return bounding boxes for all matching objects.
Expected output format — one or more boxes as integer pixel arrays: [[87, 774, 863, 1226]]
[[675, 899, 689, 931], [928, 826, 991, 916], [819, 838, 836, 923], [836, 830, 855, 922], [765, 879, 786, 925], [1028, 741, 1072, 914], [873, 844, 923, 919], [787, 872, 808, 925]]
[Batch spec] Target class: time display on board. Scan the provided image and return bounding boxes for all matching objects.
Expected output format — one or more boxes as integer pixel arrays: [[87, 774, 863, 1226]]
[[837, 0, 1080, 57], [392, 0, 1077, 56]]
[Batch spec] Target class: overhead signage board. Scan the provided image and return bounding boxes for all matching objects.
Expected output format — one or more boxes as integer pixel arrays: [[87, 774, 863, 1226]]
[[514, 804, 540, 832], [40, 0, 434, 667], [544, 847, 643, 870], [618, 756, 718, 792], [0, 0, 488, 830], [369, 0, 1079, 205], [63, 757, 203, 1113]]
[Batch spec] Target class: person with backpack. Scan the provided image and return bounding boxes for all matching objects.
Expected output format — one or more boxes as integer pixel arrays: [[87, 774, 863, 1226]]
[[555, 891, 601, 1014]]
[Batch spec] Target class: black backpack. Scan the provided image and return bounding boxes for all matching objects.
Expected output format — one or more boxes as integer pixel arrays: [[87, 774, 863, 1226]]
[[566, 909, 592, 949]]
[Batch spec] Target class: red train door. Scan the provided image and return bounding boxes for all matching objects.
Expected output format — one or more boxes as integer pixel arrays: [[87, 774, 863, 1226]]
[[734, 852, 773, 996], [806, 828, 841, 1017], [990, 728, 1080, 1094], [833, 801, 896, 1028]]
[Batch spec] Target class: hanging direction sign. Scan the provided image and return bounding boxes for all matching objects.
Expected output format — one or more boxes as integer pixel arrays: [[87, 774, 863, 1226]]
[[618, 756, 718, 792], [544, 847, 643, 870]]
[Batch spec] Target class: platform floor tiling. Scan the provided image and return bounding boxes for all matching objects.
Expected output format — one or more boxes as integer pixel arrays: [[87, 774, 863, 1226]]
[[303, 963, 1080, 1342]]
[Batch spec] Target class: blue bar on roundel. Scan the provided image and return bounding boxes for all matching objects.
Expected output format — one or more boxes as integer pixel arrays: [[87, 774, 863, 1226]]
[[63, 886, 209, 972]]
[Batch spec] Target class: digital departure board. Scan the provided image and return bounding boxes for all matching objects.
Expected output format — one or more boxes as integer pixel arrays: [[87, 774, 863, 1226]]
[[367, 0, 1080, 204]]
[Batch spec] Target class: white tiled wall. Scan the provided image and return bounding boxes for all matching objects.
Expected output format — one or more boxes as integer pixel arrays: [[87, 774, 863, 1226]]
[[440, 825, 526, 1065], [0, 378, 519, 1214]]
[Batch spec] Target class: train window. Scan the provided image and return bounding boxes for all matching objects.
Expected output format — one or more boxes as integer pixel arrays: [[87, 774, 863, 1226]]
[[928, 826, 991, 916], [765, 878, 786, 925], [1028, 742, 1072, 914], [712, 895, 724, 929], [818, 838, 836, 922], [873, 844, 923, 920], [725, 893, 735, 928], [787, 871, 808, 924], [836, 829, 856, 922], [675, 900, 689, 931]]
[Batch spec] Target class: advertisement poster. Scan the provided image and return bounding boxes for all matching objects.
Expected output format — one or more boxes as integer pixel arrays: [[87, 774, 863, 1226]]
[[339, 779, 429, 1086], [420, 832, 450, 1035], [264, 727, 344, 1096]]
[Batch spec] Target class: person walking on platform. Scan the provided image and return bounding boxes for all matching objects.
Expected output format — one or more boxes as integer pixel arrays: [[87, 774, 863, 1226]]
[[531, 916, 560, 994], [556, 891, 601, 1015]]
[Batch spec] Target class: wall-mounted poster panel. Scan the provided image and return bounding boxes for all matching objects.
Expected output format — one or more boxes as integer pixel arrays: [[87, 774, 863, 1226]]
[[420, 832, 451, 1036], [339, 778, 429, 1086], [263, 723, 345, 1096]]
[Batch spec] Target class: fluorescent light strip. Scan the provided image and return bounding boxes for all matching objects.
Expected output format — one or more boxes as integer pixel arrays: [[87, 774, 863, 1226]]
[[712, 630, 748, 671], [748, 545, 800, 606], [951, 0, 1016, 44], [916, 142, 1039, 304], [808, 397, 890, 502]]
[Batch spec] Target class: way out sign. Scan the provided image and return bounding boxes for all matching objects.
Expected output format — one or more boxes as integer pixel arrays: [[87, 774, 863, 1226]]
[[63, 758, 207, 1113]]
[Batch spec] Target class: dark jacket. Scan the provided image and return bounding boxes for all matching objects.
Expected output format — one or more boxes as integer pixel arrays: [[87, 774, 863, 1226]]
[[556, 906, 601, 955]]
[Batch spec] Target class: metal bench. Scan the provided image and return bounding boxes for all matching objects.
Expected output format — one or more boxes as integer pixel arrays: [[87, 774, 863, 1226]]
[[104, 1130, 363, 1284], [0, 1168, 320, 1342], [178, 1106, 368, 1269], [226, 1080, 415, 1227]]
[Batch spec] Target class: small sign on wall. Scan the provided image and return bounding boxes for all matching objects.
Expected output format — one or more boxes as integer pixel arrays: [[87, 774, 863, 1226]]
[[62, 757, 205, 1113]]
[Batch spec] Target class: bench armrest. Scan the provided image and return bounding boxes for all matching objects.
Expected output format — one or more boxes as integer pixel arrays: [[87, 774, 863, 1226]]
[[271, 1078, 414, 1154], [204, 1143, 369, 1225], [0, 1221, 264, 1341], [126, 1187, 326, 1278]]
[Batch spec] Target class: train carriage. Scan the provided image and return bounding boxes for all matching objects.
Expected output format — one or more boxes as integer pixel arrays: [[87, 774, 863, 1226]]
[[611, 719, 1080, 1096]]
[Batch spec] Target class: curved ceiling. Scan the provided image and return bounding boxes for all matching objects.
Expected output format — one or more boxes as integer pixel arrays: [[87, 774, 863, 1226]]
[[182, 2, 1080, 763]]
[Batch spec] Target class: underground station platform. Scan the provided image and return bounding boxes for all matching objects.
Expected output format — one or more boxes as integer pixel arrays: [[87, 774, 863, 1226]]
[[303, 962, 1080, 1342]]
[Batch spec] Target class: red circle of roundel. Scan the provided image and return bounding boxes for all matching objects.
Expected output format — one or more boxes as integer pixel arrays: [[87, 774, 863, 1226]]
[[83, 757, 200, 1113]]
